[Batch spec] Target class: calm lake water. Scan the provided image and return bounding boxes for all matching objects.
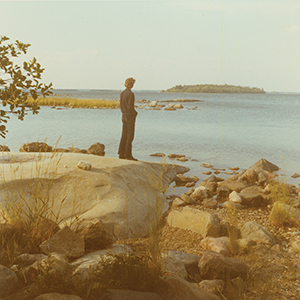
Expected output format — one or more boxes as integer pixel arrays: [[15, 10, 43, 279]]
[[3, 90, 300, 185]]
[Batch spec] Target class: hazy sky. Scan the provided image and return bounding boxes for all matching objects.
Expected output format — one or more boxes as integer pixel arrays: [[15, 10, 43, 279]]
[[1, 0, 300, 92]]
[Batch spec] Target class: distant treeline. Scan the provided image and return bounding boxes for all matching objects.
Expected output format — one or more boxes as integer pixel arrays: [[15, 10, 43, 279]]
[[162, 84, 266, 94]]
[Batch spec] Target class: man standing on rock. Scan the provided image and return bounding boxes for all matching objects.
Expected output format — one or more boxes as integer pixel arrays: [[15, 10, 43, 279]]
[[118, 77, 138, 161]]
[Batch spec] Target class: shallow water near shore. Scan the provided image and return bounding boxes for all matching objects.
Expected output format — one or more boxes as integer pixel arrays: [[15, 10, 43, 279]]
[[3, 90, 300, 185]]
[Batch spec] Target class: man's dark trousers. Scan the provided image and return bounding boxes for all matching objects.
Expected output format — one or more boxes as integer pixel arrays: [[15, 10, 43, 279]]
[[118, 113, 136, 158]]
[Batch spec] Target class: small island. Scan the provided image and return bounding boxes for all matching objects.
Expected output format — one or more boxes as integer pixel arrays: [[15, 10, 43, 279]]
[[161, 84, 266, 94]]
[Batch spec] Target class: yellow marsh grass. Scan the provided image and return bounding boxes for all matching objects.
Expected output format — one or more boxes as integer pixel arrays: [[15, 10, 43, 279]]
[[269, 178, 299, 227], [26, 96, 120, 109]]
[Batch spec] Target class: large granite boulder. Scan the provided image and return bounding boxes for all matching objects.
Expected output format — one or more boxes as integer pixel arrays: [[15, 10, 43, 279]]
[[167, 207, 221, 237], [0, 153, 189, 239]]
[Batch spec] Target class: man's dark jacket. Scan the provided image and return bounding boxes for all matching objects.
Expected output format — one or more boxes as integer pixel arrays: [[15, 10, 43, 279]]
[[118, 88, 137, 158]]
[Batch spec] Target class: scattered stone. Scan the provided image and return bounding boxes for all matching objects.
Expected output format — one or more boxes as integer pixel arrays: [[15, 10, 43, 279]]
[[0, 145, 10, 152], [214, 170, 220, 175], [72, 245, 132, 280], [219, 179, 247, 193], [203, 171, 212, 175], [200, 237, 231, 256], [291, 173, 300, 178], [190, 186, 209, 201], [19, 142, 52, 153], [0, 265, 19, 298], [161, 275, 220, 300], [198, 250, 248, 280], [239, 186, 266, 207], [185, 181, 195, 188], [162, 252, 188, 279], [203, 198, 218, 209], [178, 157, 188, 162], [86, 142, 105, 156], [172, 198, 187, 207], [148, 100, 158, 107], [40, 226, 85, 258], [174, 103, 184, 109], [168, 153, 186, 159], [164, 250, 201, 279], [229, 191, 243, 203], [202, 162, 213, 168], [198, 279, 225, 296], [239, 168, 257, 184], [181, 193, 196, 205], [150, 153, 165, 157], [14, 254, 47, 268], [291, 240, 300, 253], [224, 171, 233, 175], [77, 220, 114, 251], [203, 175, 224, 183], [77, 160, 92, 170], [167, 206, 221, 237], [198, 181, 218, 197], [240, 221, 276, 245], [174, 174, 196, 186], [249, 158, 279, 172], [222, 201, 243, 210], [228, 167, 239, 171], [237, 238, 257, 250]]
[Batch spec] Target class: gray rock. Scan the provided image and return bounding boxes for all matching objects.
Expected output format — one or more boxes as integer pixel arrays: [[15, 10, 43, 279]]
[[87, 142, 105, 156], [19, 142, 52, 153], [72, 244, 132, 280], [164, 250, 201, 279], [200, 237, 231, 257], [249, 158, 279, 172], [161, 252, 188, 279], [240, 221, 276, 245], [161, 275, 221, 300], [0, 145, 10, 152], [198, 250, 248, 280], [77, 160, 92, 170], [172, 198, 187, 207], [229, 191, 243, 203], [167, 207, 221, 237], [77, 219, 114, 251], [181, 193, 196, 205], [40, 226, 85, 258], [291, 240, 300, 253], [190, 186, 209, 201], [0, 265, 19, 298], [198, 279, 225, 296], [239, 186, 266, 207]]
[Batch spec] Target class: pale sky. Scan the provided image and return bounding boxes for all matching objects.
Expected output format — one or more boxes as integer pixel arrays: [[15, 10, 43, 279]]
[[1, 0, 300, 92]]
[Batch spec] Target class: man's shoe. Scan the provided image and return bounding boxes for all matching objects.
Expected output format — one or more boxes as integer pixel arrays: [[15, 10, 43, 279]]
[[126, 157, 138, 161], [119, 155, 126, 159]]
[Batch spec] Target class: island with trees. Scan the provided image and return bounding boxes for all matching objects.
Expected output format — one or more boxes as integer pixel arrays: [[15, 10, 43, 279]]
[[161, 84, 266, 94]]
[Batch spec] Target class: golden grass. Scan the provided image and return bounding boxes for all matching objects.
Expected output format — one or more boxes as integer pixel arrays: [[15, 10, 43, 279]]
[[26, 96, 120, 109]]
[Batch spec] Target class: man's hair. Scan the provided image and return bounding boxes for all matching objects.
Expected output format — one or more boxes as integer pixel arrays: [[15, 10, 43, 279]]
[[124, 77, 136, 89]]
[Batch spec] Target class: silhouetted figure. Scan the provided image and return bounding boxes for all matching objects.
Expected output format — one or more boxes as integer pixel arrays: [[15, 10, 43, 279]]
[[118, 77, 138, 161]]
